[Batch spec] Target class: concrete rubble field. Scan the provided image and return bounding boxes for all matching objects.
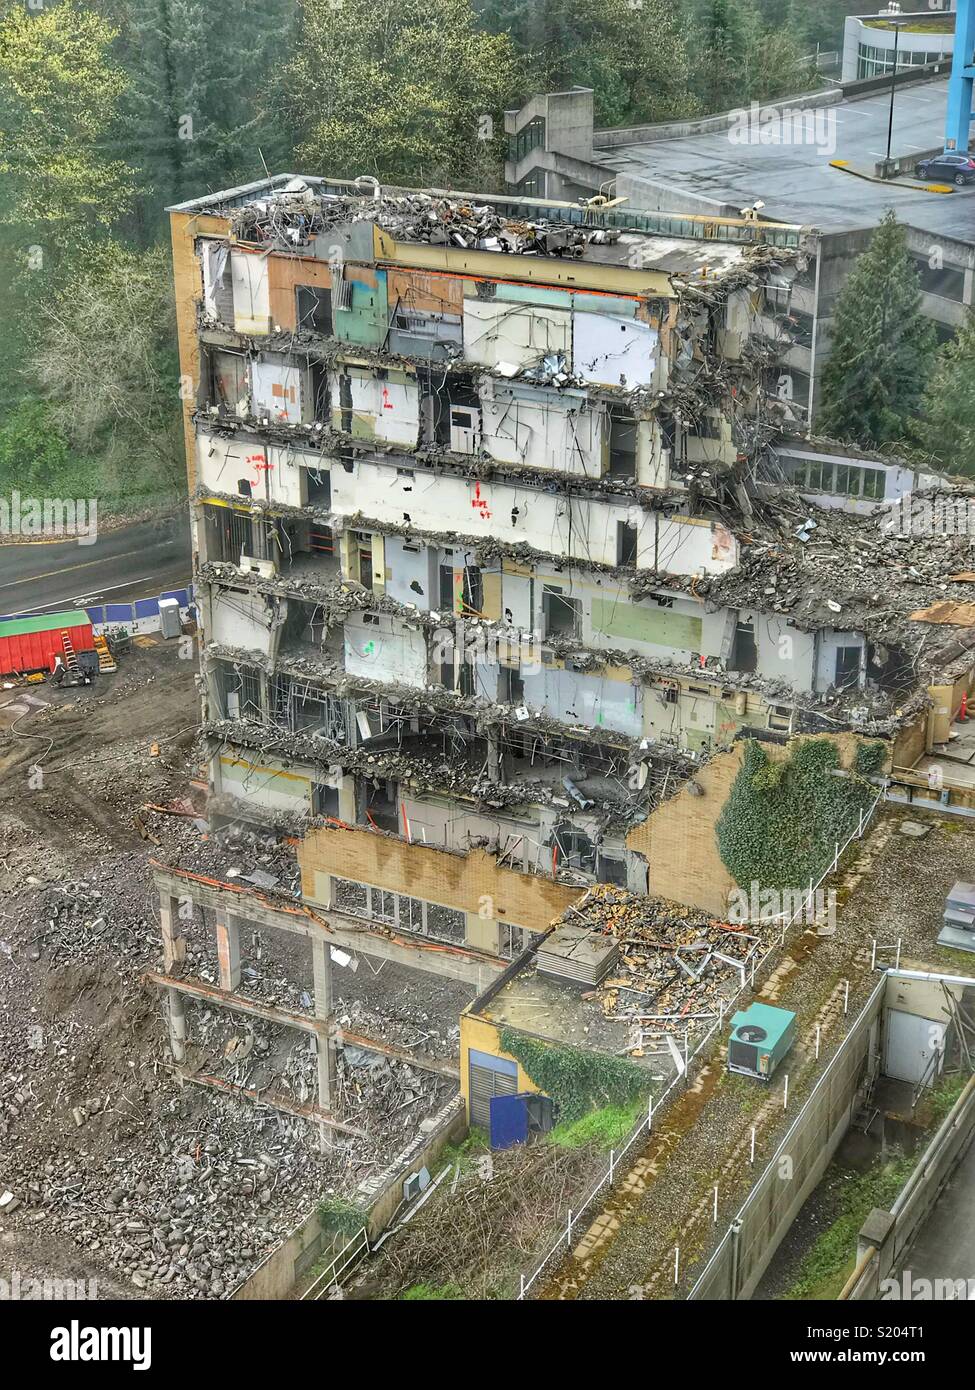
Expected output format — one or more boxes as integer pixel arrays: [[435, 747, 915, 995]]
[[0, 642, 460, 1298]]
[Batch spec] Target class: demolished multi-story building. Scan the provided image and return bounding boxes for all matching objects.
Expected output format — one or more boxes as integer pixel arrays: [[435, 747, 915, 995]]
[[172, 177, 816, 877], [167, 175, 975, 1145]]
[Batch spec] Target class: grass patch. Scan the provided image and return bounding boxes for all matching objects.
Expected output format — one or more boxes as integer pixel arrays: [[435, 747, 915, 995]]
[[724, 1073, 764, 1115], [784, 1154, 915, 1300], [923, 1072, 968, 1127], [401, 1282, 465, 1300], [441, 1130, 490, 1175], [549, 1099, 643, 1150]]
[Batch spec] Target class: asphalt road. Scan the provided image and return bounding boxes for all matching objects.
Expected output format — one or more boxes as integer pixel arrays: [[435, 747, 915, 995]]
[[0, 515, 192, 617]]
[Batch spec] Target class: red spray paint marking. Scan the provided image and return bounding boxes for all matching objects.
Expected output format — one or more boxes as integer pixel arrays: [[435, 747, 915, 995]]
[[471, 482, 491, 520]]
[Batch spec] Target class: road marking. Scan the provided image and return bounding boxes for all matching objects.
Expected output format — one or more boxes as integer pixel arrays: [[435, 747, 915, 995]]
[[10, 578, 160, 616], [0, 549, 152, 594]]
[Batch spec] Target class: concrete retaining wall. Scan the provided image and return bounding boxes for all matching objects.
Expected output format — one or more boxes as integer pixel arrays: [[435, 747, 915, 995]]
[[594, 89, 840, 149], [229, 1093, 467, 1299], [842, 1075, 975, 1300]]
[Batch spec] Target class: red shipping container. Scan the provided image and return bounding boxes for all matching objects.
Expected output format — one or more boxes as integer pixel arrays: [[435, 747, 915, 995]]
[[0, 609, 95, 677]]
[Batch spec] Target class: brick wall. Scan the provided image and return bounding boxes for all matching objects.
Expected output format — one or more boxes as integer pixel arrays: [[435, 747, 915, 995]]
[[300, 824, 582, 932], [628, 733, 887, 917]]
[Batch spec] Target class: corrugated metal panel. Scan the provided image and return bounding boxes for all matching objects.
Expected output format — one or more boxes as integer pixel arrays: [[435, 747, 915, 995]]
[[0, 608, 90, 639], [470, 1060, 518, 1130], [0, 615, 93, 677]]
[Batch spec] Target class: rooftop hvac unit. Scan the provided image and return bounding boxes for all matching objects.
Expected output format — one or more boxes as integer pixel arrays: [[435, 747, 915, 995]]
[[537, 924, 620, 989], [727, 1003, 796, 1081]]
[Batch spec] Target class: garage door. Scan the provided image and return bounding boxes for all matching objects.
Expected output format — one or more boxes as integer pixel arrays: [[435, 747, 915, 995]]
[[468, 1048, 518, 1129], [884, 1009, 946, 1085]]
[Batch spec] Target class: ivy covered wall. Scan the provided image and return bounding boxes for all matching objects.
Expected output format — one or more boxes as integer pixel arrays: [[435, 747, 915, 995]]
[[715, 737, 886, 891], [499, 1028, 649, 1125]]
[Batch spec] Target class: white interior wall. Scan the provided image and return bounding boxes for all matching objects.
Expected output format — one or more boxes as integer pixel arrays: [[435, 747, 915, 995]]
[[209, 589, 279, 656], [344, 613, 428, 687], [463, 298, 571, 370], [333, 462, 735, 575], [231, 251, 271, 334], [573, 310, 658, 389]]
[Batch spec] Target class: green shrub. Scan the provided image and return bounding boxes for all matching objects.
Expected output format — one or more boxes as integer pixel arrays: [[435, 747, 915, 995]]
[[499, 1029, 649, 1125], [715, 738, 882, 891]]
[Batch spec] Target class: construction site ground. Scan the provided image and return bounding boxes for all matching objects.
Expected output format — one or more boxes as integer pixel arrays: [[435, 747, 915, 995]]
[[0, 641, 465, 1299]]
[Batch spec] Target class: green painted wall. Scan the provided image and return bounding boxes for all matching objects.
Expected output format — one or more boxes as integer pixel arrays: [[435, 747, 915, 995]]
[[591, 598, 702, 650]]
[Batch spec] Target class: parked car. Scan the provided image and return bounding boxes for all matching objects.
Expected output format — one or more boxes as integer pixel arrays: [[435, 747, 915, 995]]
[[915, 153, 975, 185]]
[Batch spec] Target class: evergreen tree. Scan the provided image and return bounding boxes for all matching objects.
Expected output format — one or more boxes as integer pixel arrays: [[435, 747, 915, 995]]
[[0, 0, 133, 411], [915, 317, 975, 478], [700, 0, 746, 113], [120, 0, 294, 238], [818, 211, 937, 447], [690, 0, 806, 112], [480, 0, 693, 128], [287, 0, 522, 188]]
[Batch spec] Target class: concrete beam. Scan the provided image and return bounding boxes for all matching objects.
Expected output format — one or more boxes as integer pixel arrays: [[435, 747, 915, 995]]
[[174, 1066, 367, 1138], [151, 864, 506, 988], [144, 969, 328, 1036], [145, 971, 460, 1079], [338, 1029, 460, 1080]]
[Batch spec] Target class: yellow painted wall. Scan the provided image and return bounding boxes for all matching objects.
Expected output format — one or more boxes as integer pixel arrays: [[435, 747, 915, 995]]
[[459, 1012, 539, 1120], [169, 210, 231, 495]]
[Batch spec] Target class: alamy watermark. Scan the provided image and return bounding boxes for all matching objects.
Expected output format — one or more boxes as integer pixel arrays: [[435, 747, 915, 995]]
[[728, 101, 837, 156], [0, 1271, 98, 1300], [881, 1269, 975, 1301], [727, 881, 837, 930], [881, 491, 975, 540], [0, 492, 98, 545]]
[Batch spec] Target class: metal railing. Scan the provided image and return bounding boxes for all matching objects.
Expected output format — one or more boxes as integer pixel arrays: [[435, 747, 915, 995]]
[[516, 785, 887, 1299], [299, 1226, 370, 1301]]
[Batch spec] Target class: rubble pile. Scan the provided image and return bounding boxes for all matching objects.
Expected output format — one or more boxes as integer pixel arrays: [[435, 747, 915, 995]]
[[336, 996, 460, 1066], [558, 884, 770, 1031], [231, 185, 611, 258], [710, 489, 975, 670], [0, 644, 465, 1299], [2, 1090, 336, 1298]]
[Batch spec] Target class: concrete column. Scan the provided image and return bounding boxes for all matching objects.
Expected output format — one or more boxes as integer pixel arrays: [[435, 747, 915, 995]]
[[465, 911, 500, 955], [485, 729, 501, 784], [337, 778, 356, 824], [215, 915, 242, 991], [160, 893, 186, 971], [312, 938, 336, 1110], [167, 988, 188, 1064]]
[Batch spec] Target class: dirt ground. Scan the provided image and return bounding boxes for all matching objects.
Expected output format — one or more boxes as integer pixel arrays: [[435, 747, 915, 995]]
[[0, 639, 461, 1300]]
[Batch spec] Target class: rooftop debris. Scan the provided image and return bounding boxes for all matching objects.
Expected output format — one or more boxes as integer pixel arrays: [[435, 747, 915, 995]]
[[550, 884, 774, 1039]]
